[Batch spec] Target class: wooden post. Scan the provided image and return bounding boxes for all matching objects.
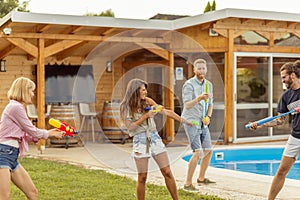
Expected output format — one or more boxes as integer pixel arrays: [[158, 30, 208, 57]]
[[224, 30, 234, 143], [187, 55, 193, 78], [165, 52, 175, 142], [37, 39, 46, 152]]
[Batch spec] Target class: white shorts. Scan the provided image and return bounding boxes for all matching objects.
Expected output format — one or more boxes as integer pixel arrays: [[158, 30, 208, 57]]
[[283, 135, 300, 159], [132, 131, 166, 158]]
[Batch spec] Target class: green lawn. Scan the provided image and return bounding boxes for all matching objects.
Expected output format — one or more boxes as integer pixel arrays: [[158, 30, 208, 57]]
[[11, 158, 224, 200]]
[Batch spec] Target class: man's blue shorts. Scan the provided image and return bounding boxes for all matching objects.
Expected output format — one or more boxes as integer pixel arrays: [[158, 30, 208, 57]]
[[183, 124, 213, 152]]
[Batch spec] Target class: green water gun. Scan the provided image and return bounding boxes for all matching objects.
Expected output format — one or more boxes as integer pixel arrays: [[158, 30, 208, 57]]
[[203, 81, 209, 125], [191, 120, 199, 126], [204, 81, 209, 103]]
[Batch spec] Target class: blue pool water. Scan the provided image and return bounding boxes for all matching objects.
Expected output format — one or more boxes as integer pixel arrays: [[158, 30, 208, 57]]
[[182, 147, 300, 180]]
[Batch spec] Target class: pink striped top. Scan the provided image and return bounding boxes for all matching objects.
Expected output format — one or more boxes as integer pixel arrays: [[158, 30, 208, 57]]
[[0, 100, 49, 158]]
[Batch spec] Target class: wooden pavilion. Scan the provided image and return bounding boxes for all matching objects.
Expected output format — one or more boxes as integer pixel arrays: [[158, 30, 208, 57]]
[[1, 8, 300, 144]]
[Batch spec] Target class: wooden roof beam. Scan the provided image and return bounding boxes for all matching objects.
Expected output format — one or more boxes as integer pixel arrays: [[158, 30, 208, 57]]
[[4, 37, 37, 57], [106, 36, 168, 43], [44, 26, 83, 47], [233, 30, 248, 38], [265, 20, 277, 26], [213, 23, 300, 34], [0, 20, 12, 30], [35, 24, 52, 33], [71, 26, 84, 34], [27, 54, 36, 61], [122, 60, 168, 68], [0, 44, 16, 59], [88, 27, 119, 37], [1, 32, 168, 43], [240, 18, 251, 24], [100, 27, 117, 35], [265, 20, 287, 28], [130, 30, 144, 36], [212, 28, 228, 38], [44, 40, 83, 57], [293, 32, 300, 39], [287, 22, 299, 29], [255, 31, 270, 40], [199, 22, 212, 30], [135, 42, 169, 60], [101, 28, 128, 37], [56, 41, 89, 60], [235, 45, 300, 53], [169, 47, 226, 53], [240, 18, 267, 27]]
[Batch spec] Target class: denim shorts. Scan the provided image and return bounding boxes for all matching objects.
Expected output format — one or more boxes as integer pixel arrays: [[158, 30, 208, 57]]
[[183, 124, 212, 152], [132, 130, 166, 158], [0, 144, 20, 172]]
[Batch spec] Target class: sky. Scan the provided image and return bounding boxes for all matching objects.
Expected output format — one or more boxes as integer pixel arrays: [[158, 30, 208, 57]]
[[23, 0, 300, 19]]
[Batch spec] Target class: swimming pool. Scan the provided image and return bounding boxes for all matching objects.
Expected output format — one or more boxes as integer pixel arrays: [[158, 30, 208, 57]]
[[182, 147, 300, 180]]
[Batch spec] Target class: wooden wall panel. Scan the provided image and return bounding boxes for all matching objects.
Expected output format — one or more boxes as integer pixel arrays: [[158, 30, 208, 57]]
[[95, 69, 114, 115], [178, 26, 227, 51], [112, 59, 124, 101], [0, 56, 36, 115]]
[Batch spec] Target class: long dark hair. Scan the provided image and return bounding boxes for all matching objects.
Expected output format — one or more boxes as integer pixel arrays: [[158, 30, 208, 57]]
[[120, 78, 148, 121]]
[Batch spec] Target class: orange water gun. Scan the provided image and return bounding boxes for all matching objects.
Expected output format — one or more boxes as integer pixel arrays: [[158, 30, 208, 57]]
[[49, 118, 77, 137], [144, 105, 164, 113]]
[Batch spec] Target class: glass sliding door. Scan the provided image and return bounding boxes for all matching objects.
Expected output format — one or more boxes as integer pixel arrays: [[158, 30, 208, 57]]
[[234, 53, 300, 142], [234, 53, 270, 141]]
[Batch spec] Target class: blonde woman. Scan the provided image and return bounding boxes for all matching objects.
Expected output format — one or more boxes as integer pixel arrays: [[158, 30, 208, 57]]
[[0, 77, 63, 200], [120, 78, 193, 200]]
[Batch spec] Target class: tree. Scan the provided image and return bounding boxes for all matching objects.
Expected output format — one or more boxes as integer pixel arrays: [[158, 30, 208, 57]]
[[204, 1, 211, 13], [86, 9, 115, 17], [211, 0, 216, 11], [203, 0, 216, 13], [0, 0, 18, 18], [0, 0, 30, 18], [18, 0, 30, 12]]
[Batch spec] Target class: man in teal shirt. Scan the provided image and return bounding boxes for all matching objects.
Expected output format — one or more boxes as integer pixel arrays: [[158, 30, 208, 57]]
[[181, 58, 215, 191]]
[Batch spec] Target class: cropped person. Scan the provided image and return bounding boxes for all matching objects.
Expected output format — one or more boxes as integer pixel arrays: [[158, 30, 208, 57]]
[[120, 78, 193, 200], [181, 58, 215, 191], [249, 61, 300, 200], [0, 77, 63, 200]]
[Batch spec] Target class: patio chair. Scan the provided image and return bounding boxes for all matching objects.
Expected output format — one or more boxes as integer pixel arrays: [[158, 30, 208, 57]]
[[26, 104, 51, 124], [26, 104, 38, 123], [79, 103, 98, 143]]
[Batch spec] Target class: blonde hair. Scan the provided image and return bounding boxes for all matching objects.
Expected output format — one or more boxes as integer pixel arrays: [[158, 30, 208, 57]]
[[193, 58, 206, 67], [7, 77, 35, 104]]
